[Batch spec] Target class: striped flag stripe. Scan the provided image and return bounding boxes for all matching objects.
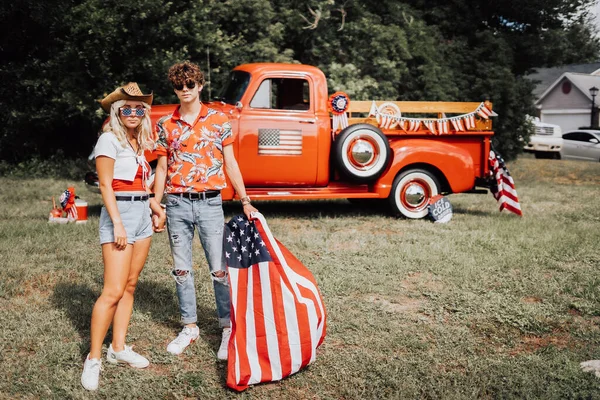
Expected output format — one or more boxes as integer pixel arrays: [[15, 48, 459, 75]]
[[277, 141, 302, 145], [269, 266, 293, 379], [258, 262, 282, 381], [280, 279, 304, 372], [244, 267, 262, 384], [257, 150, 302, 155], [260, 144, 302, 148], [501, 185, 519, 201], [251, 264, 271, 383], [228, 267, 249, 386]]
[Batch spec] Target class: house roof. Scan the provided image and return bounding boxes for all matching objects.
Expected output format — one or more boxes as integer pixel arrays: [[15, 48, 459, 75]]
[[535, 72, 600, 105], [527, 62, 600, 99]]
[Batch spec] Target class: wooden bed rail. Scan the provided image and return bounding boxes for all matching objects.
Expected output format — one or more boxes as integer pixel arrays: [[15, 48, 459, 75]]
[[348, 101, 491, 115]]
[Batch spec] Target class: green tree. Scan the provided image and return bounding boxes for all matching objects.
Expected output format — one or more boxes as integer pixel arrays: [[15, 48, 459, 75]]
[[402, 0, 599, 157], [0, 0, 598, 162]]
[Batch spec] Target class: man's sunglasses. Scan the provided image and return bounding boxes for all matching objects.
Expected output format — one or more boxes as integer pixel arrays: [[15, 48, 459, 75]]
[[119, 107, 146, 117], [173, 80, 197, 91]]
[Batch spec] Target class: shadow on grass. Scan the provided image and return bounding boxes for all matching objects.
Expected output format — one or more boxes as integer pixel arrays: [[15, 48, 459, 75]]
[[452, 207, 494, 216], [87, 204, 102, 217], [223, 199, 390, 219], [50, 282, 98, 356], [134, 279, 225, 354], [51, 278, 220, 357]]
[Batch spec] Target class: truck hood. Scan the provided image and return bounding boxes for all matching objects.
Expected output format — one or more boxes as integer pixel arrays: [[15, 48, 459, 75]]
[[204, 101, 238, 116]]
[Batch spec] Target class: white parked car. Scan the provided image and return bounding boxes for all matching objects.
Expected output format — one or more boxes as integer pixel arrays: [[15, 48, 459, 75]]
[[561, 129, 600, 162], [523, 119, 563, 159]]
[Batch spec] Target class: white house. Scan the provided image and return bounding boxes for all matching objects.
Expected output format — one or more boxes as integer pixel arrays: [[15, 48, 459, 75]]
[[534, 72, 600, 132]]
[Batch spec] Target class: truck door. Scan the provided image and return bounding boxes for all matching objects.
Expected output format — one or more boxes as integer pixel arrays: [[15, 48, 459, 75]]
[[237, 76, 319, 186]]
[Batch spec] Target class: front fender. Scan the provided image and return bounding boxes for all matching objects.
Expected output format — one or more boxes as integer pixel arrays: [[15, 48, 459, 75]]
[[375, 139, 476, 195]]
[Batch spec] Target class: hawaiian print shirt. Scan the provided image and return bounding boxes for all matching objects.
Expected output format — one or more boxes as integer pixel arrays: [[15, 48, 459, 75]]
[[155, 105, 234, 193]]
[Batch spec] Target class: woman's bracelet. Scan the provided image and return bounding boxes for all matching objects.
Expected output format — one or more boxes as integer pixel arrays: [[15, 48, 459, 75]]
[[240, 196, 251, 206]]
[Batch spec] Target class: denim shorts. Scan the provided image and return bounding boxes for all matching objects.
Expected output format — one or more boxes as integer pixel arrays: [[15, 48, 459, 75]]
[[99, 193, 153, 245]]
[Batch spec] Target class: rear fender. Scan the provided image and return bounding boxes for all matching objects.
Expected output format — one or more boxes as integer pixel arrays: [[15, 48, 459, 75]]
[[375, 139, 476, 196]]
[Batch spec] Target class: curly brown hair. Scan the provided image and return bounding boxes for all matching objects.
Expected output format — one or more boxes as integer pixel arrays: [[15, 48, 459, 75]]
[[168, 61, 205, 87]]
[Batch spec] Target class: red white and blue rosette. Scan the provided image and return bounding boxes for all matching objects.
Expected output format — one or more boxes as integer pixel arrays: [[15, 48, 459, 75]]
[[328, 92, 350, 133], [59, 187, 78, 221]]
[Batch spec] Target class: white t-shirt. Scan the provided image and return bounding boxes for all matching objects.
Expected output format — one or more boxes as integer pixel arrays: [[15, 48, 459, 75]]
[[93, 132, 141, 181]]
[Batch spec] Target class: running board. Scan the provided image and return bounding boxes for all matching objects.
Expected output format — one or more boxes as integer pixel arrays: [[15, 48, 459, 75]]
[[245, 184, 381, 201], [464, 188, 489, 194]]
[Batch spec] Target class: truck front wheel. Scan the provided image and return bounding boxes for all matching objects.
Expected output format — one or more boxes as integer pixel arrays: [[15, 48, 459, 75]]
[[389, 169, 440, 219], [334, 124, 391, 183]]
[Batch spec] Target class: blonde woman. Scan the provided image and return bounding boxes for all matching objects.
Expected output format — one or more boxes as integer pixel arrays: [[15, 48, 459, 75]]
[[81, 83, 166, 391]]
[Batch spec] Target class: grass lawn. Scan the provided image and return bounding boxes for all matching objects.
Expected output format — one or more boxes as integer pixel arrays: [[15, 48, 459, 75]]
[[0, 156, 599, 399]]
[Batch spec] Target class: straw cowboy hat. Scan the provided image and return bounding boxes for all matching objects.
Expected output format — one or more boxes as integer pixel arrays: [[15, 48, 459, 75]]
[[100, 82, 153, 112]]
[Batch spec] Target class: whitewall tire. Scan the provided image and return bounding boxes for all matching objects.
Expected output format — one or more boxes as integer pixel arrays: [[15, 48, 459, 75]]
[[389, 169, 440, 219]]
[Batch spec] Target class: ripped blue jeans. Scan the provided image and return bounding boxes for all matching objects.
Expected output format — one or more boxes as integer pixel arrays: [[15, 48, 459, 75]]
[[165, 194, 230, 328]]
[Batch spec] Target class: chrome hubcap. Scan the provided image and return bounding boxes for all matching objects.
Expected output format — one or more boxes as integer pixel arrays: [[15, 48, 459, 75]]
[[350, 139, 375, 167], [404, 183, 426, 208]]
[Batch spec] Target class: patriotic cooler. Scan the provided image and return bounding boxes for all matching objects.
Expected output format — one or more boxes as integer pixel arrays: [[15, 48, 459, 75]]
[[224, 213, 327, 391]]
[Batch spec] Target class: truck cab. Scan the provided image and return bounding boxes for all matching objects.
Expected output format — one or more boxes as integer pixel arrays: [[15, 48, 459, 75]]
[[229, 64, 331, 187]]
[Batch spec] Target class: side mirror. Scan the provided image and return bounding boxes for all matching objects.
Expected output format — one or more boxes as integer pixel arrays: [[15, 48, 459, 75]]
[[590, 138, 600, 144], [235, 101, 243, 110]]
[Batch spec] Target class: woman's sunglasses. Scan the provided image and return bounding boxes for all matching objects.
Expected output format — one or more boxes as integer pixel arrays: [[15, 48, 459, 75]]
[[119, 107, 146, 117], [173, 80, 197, 91]]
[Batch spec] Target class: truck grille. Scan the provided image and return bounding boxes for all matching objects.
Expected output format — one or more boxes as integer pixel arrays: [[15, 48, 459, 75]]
[[534, 126, 554, 135]]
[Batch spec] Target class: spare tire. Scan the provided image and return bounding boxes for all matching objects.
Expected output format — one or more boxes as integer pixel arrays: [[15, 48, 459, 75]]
[[334, 124, 391, 183]]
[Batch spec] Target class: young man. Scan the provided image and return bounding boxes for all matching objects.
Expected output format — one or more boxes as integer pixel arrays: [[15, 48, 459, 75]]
[[153, 61, 257, 360]]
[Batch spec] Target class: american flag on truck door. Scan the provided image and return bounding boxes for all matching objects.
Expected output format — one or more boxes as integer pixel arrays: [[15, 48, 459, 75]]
[[258, 129, 303, 155], [224, 213, 327, 391]]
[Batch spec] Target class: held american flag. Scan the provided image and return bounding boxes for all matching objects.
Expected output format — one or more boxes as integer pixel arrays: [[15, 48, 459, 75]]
[[489, 150, 522, 216], [224, 213, 327, 391], [258, 128, 303, 155]]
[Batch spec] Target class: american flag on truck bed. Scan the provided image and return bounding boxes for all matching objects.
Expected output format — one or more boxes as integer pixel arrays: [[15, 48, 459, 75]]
[[258, 129, 303, 155], [489, 150, 522, 216]]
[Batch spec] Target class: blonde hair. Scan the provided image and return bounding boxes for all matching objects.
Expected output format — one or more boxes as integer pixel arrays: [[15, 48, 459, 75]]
[[103, 99, 153, 152]]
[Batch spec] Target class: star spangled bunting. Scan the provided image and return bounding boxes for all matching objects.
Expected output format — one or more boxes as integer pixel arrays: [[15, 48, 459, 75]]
[[224, 213, 327, 391], [489, 150, 522, 216]]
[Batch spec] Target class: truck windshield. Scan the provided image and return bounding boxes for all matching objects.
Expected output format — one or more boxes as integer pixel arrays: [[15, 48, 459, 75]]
[[214, 71, 250, 104]]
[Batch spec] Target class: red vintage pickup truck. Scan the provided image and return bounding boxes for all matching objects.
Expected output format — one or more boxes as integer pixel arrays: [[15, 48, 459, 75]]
[[89, 63, 496, 219]]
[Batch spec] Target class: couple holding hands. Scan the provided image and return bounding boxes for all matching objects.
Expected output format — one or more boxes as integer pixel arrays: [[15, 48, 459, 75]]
[[81, 61, 257, 391]]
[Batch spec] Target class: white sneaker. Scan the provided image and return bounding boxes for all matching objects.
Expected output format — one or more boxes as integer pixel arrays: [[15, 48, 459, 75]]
[[106, 344, 149, 368], [81, 354, 101, 391], [167, 326, 200, 355], [217, 327, 231, 361]]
